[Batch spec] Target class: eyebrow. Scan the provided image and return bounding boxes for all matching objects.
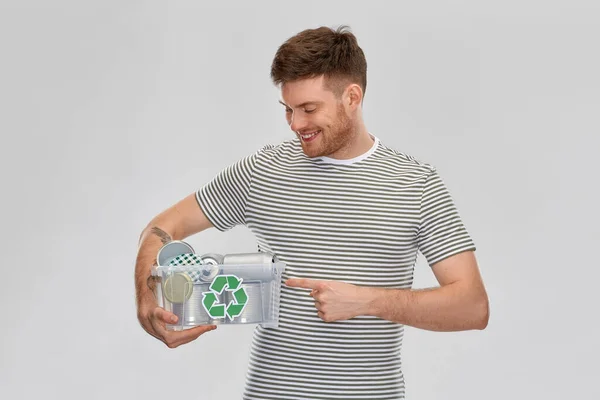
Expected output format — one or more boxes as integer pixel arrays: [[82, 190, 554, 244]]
[[278, 100, 322, 109]]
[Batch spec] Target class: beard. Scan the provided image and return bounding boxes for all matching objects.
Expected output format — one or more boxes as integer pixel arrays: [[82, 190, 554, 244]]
[[300, 103, 356, 159]]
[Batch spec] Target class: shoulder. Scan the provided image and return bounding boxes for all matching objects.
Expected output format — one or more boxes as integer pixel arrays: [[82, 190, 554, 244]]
[[251, 139, 305, 163], [370, 139, 437, 178]]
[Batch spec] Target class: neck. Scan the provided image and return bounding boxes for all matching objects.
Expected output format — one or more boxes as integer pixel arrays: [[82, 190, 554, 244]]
[[329, 121, 373, 160]]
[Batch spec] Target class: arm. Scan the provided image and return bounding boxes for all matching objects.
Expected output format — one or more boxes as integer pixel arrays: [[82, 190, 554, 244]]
[[286, 250, 489, 332], [135, 193, 217, 347], [366, 250, 489, 331]]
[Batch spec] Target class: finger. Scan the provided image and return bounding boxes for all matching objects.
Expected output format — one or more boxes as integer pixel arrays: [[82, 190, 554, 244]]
[[148, 308, 178, 342], [285, 278, 323, 290], [165, 325, 218, 348], [317, 311, 335, 323], [140, 319, 163, 342], [149, 314, 169, 343], [153, 307, 178, 324], [312, 291, 325, 302]]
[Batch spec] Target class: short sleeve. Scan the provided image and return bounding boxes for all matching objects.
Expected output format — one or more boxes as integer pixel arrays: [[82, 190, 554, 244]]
[[416, 168, 476, 266], [196, 147, 266, 232]]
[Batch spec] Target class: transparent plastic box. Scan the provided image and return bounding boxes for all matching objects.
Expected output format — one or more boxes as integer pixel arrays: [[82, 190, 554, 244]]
[[152, 260, 286, 330]]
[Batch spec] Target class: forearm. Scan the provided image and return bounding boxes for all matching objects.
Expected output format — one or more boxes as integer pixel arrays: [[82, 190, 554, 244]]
[[135, 223, 174, 310], [365, 283, 489, 332]]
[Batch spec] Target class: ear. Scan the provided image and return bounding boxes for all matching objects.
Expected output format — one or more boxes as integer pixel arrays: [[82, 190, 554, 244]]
[[344, 84, 363, 110]]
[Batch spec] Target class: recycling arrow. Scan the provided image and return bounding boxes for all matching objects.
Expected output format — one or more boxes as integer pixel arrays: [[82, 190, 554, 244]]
[[201, 275, 248, 321]]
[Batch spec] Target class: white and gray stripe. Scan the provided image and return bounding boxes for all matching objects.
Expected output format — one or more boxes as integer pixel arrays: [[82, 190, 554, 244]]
[[197, 136, 475, 399]]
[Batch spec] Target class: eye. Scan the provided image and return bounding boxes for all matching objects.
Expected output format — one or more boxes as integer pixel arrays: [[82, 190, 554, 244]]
[[285, 108, 293, 114], [304, 108, 316, 114]]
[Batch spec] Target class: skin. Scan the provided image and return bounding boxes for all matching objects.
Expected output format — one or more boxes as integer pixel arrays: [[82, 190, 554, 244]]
[[135, 196, 218, 348], [135, 74, 488, 348], [285, 251, 489, 331], [279, 75, 374, 160]]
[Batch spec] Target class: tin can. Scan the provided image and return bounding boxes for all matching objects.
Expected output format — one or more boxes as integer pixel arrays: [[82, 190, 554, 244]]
[[223, 252, 278, 265], [221, 252, 278, 282], [169, 281, 214, 327], [220, 252, 278, 324], [157, 240, 195, 266], [195, 253, 224, 282], [200, 253, 225, 265], [223, 281, 264, 324]]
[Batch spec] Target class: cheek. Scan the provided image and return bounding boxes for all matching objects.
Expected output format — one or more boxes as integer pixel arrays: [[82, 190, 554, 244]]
[[313, 114, 330, 130], [323, 111, 338, 127]]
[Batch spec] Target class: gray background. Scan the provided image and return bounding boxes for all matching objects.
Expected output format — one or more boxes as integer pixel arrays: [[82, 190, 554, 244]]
[[1, 1, 598, 399]]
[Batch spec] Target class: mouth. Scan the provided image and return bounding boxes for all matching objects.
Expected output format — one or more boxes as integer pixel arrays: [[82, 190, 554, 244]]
[[299, 130, 321, 142]]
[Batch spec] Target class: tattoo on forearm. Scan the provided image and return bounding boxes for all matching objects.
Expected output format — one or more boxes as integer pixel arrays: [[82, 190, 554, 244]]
[[151, 227, 172, 245], [147, 275, 159, 292]]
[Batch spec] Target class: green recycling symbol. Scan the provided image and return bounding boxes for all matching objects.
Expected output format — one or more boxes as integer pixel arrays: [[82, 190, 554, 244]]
[[201, 275, 248, 321]]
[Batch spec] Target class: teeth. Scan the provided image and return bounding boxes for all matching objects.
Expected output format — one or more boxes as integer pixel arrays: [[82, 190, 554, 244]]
[[301, 131, 320, 139]]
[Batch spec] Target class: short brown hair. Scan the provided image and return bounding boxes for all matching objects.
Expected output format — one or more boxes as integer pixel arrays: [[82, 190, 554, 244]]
[[270, 25, 367, 97]]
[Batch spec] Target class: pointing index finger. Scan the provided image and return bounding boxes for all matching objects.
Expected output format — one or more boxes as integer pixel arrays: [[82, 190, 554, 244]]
[[285, 278, 323, 290]]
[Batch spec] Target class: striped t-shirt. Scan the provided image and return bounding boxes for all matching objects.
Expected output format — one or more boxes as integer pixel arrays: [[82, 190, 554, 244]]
[[196, 135, 476, 400]]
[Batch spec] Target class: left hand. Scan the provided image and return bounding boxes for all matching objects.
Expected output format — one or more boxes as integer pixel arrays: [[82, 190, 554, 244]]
[[285, 278, 373, 322]]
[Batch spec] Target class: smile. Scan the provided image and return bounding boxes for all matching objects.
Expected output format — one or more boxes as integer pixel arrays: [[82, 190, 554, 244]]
[[300, 130, 321, 142]]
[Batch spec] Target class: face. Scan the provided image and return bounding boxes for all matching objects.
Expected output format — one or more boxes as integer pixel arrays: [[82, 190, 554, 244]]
[[280, 75, 357, 159]]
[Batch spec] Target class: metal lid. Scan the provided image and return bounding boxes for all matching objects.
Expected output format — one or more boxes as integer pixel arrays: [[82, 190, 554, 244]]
[[163, 272, 193, 303]]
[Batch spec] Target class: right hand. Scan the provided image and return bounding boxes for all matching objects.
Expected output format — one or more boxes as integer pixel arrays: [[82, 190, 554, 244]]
[[138, 305, 217, 348]]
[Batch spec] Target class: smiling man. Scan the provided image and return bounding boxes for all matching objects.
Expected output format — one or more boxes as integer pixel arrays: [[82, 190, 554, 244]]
[[135, 25, 489, 400]]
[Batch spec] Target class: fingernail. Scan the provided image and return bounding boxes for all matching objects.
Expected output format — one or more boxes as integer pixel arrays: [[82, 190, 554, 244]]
[[171, 316, 177, 323]]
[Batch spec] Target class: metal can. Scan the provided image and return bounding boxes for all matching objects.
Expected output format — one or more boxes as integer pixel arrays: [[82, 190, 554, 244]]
[[200, 253, 225, 265], [220, 252, 278, 324], [170, 281, 215, 327], [222, 252, 278, 282], [156, 240, 195, 266], [195, 253, 224, 282], [223, 252, 278, 265], [223, 281, 264, 324]]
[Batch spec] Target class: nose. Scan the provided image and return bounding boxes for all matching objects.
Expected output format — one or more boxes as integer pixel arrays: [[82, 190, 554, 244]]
[[289, 111, 307, 133]]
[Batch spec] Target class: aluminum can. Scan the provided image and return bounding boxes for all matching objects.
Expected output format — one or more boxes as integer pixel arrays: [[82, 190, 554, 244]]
[[221, 252, 278, 282], [220, 252, 278, 324], [156, 240, 195, 266], [170, 280, 214, 327]]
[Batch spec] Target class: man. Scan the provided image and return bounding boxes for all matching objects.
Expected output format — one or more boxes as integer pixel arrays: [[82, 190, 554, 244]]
[[135, 25, 489, 399]]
